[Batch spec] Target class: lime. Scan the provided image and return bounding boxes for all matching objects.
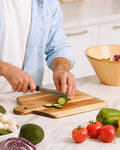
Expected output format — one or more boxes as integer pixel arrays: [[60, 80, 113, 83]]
[[0, 105, 6, 114], [19, 123, 44, 145]]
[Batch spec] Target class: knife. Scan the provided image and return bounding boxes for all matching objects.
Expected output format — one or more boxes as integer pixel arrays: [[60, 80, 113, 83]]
[[36, 86, 69, 97]]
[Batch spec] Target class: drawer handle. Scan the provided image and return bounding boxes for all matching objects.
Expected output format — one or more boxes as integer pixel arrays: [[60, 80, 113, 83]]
[[113, 26, 120, 29], [66, 30, 88, 36]]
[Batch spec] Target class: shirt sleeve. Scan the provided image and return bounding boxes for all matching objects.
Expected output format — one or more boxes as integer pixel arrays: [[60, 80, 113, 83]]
[[45, 0, 75, 69]]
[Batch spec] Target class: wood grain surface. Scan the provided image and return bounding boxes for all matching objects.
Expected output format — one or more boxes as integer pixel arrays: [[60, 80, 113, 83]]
[[13, 90, 108, 118]]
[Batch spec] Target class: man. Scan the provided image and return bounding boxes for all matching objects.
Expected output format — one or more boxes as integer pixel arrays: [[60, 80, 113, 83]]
[[0, 0, 76, 98]]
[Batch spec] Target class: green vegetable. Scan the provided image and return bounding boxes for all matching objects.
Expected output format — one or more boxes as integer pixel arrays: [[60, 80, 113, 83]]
[[44, 96, 69, 109], [57, 97, 68, 105], [0, 129, 10, 135], [0, 105, 6, 114], [52, 104, 60, 107], [102, 58, 110, 61], [96, 108, 120, 128], [55, 104, 63, 109], [44, 104, 53, 107]]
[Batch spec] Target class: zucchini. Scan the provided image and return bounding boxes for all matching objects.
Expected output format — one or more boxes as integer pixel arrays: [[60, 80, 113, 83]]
[[55, 104, 63, 109], [52, 104, 60, 107], [57, 97, 68, 105], [44, 104, 53, 107], [44, 96, 68, 109]]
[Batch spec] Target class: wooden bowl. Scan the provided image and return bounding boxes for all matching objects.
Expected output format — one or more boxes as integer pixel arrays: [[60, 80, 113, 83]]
[[85, 45, 120, 86]]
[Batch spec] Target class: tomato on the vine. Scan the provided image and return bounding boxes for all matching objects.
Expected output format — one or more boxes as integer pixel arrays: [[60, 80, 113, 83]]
[[99, 125, 116, 143], [87, 121, 103, 138], [72, 126, 88, 143]]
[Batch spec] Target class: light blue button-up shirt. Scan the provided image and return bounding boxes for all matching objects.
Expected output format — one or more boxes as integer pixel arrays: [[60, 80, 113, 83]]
[[0, 0, 74, 85]]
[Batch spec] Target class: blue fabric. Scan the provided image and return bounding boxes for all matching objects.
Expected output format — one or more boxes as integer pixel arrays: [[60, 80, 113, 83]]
[[0, 0, 75, 85]]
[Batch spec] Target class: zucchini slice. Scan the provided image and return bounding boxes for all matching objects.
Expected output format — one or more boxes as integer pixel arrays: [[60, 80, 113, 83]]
[[55, 104, 63, 109], [57, 97, 68, 105], [52, 104, 60, 107], [44, 104, 53, 107]]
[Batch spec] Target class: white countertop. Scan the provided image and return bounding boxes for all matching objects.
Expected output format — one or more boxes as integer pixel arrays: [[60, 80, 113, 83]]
[[60, 0, 120, 28], [0, 75, 120, 149]]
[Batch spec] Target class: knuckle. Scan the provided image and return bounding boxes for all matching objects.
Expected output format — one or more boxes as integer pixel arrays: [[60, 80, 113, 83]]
[[23, 77, 28, 82], [31, 87, 36, 91], [13, 81, 18, 87], [70, 73, 75, 78], [23, 90, 27, 94], [12, 86, 16, 91], [60, 71, 66, 77], [17, 89, 22, 92], [18, 78, 23, 84]]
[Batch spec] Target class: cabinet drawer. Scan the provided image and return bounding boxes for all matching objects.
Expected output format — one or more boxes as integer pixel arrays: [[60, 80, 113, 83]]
[[64, 25, 98, 78], [99, 21, 120, 45]]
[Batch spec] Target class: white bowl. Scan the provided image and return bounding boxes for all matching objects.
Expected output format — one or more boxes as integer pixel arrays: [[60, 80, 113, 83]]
[[0, 124, 20, 142]]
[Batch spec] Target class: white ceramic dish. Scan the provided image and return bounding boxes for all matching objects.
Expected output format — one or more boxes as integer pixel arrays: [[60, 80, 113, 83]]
[[0, 124, 20, 142]]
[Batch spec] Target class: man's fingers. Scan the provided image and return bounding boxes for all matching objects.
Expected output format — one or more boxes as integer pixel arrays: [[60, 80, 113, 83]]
[[54, 79, 61, 91], [28, 80, 36, 92], [22, 81, 29, 93], [72, 77, 76, 97], [16, 79, 24, 92], [60, 72, 67, 93], [67, 74, 76, 98], [67, 75, 73, 97]]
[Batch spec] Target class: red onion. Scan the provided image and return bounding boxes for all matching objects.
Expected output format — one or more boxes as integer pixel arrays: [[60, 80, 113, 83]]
[[112, 54, 120, 61], [0, 137, 36, 150]]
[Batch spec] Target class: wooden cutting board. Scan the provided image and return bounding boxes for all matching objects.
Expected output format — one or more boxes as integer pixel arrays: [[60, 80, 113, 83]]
[[13, 90, 108, 118]]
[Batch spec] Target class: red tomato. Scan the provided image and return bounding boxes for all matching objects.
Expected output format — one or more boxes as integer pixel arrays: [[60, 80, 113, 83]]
[[72, 126, 88, 143], [99, 125, 116, 143], [87, 122, 103, 138]]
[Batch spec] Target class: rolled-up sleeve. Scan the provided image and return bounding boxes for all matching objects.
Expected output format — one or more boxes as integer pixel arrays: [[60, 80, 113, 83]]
[[45, 0, 75, 69]]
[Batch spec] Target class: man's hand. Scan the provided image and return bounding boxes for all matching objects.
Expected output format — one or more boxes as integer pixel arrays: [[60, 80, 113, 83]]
[[1, 62, 36, 93], [51, 57, 76, 99], [53, 71, 76, 99]]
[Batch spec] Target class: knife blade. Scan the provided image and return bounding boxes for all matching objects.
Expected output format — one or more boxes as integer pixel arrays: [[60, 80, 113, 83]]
[[36, 86, 69, 97]]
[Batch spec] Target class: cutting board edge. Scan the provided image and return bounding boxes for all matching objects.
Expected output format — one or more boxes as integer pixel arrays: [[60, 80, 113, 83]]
[[49, 101, 108, 118]]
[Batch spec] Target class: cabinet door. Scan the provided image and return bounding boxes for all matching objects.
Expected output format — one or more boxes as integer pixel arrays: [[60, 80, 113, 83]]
[[65, 25, 98, 78], [99, 21, 120, 45]]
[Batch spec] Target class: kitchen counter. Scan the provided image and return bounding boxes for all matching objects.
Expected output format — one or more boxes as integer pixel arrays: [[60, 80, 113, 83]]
[[0, 75, 120, 149], [60, 0, 120, 28]]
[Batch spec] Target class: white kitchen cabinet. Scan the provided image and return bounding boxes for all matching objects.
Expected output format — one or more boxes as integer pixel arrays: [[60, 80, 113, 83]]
[[64, 25, 97, 78], [99, 21, 120, 45]]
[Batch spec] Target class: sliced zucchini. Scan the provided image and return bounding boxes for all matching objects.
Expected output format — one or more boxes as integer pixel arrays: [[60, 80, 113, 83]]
[[57, 97, 68, 105], [44, 104, 53, 108], [52, 104, 60, 107], [55, 104, 63, 109]]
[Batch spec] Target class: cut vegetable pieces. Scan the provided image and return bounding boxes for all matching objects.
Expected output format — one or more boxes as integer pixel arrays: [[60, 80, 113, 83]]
[[44, 96, 69, 109]]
